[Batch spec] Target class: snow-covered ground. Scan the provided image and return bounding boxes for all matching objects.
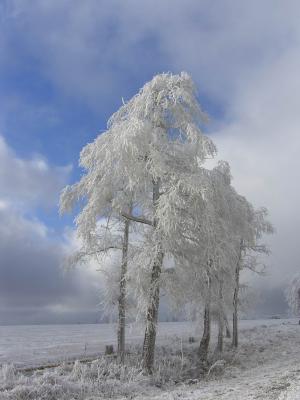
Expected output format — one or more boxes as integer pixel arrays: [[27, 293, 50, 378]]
[[1, 319, 300, 399], [0, 321, 195, 368], [140, 319, 300, 400]]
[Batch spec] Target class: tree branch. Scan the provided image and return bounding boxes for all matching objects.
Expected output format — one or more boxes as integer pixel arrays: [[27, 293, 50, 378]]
[[121, 212, 153, 226], [94, 245, 122, 253]]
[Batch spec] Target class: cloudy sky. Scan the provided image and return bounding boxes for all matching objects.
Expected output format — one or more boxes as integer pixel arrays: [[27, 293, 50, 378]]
[[1, 0, 299, 324]]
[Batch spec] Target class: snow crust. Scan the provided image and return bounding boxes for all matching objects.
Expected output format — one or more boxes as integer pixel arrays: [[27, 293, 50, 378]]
[[1, 319, 300, 399]]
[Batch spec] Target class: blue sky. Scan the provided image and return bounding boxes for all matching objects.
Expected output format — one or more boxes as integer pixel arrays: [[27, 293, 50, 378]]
[[1, 0, 227, 234], [1, 0, 300, 323]]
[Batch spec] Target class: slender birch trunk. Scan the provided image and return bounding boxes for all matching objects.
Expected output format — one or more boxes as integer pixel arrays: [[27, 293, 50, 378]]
[[117, 218, 130, 363], [232, 276, 239, 347], [216, 279, 224, 353], [232, 239, 243, 348], [143, 180, 164, 374], [224, 313, 231, 338], [198, 272, 211, 365]]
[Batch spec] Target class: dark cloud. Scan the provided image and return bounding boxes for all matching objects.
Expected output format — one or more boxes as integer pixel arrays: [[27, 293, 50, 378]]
[[0, 206, 101, 324], [0, 137, 101, 324]]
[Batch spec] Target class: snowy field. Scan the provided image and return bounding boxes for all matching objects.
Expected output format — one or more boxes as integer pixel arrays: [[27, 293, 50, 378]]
[[0, 322, 195, 369], [1, 319, 300, 399]]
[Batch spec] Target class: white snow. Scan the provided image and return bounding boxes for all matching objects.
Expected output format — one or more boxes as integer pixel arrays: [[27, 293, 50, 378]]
[[0, 321, 194, 368], [1, 319, 300, 399]]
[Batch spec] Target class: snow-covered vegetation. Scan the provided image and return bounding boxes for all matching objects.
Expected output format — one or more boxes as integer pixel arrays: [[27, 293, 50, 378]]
[[1, 320, 300, 400], [286, 274, 300, 320], [60, 72, 273, 375]]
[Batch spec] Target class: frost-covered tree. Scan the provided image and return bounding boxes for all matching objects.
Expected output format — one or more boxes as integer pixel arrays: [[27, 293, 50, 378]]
[[231, 206, 274, 347], [203, 163, 273, 350], [109, 73, 217, 373], [286, 274, 300, 323], [61, 72, 217, 373], [203, 165, 273, 349], [60, 71, 273, 373], [60, 124, 135, 362], [162, 162, 237, 363], [164, 161, 273, 362]]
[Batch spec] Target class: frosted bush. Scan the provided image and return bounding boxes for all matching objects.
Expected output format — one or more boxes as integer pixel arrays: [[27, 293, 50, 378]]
[[0, 339, 246, 399], [0, 364, 16, 383], [70, 360, 86, 380], [0, 347, 197, 399]]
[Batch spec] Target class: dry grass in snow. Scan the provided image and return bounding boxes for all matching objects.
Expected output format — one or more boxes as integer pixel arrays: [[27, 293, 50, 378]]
[[1, 320, 300, 399]]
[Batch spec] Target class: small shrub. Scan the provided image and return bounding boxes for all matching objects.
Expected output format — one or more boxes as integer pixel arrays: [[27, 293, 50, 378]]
[[0, 364, 16, 382], [105, 345, 114, 355]]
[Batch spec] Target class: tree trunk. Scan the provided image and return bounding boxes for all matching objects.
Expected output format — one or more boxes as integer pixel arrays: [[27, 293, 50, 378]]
[[143, 180, 163, 374], [232, 283, 239, 348], [198, 273, 211, 365], [232, 240, 243, 348], [216, 280, 224, 353], [224, 313, 231, 338], [117, 218, 130, 363], [142, 249, 163, 373]]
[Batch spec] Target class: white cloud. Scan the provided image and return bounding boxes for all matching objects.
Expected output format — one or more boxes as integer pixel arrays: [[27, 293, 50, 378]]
[[0, 199, 9, 210], [3, 0, 300, 108], [0, 201, 102, 324], [211, 39, 300, 288], [0, 135, 71, 209]]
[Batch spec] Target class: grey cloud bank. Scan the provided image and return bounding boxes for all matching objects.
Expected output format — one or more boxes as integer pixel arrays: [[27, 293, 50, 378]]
[[0, 137, 100, 324], [0, 203, 101, 325]]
